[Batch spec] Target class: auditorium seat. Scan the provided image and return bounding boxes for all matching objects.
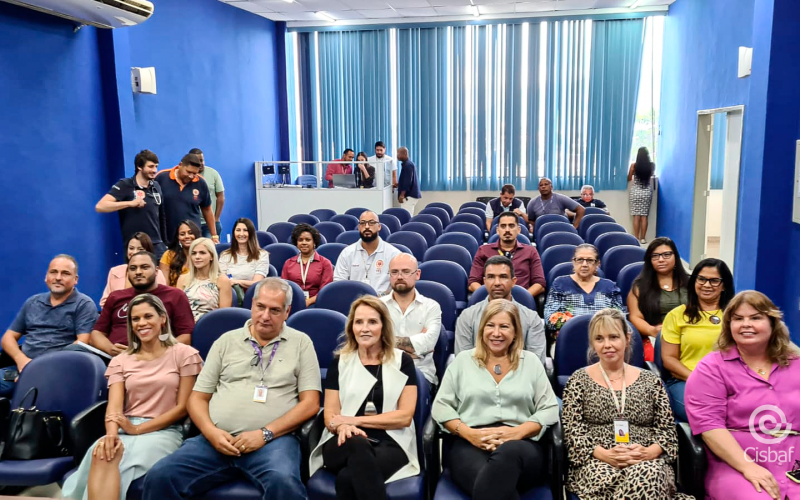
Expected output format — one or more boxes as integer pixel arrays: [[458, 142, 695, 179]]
[[585, 222, 626, 246], [344, 207, 370, 218], [458, 207, 487, 221], [316, 243, 347, 266], [449, 213, 484, 233], [490, 218, 530, 238], [286, 308, 347, 380], [443, 222, 483, 247], [423, 244, 473, 276], [288, 213, 320, 225], [594, 232, 640, 259], [314, 221, 346, 244], [330, 214, 359, 231], [310, 208, 337, 222], [419, 206, 450, 228], [383, 207, 412, 226], [581, 206, 608, 216], [316, 281, 377, 316], [387, 231, 428, 262], [419, 261, 468, 311], [400, 222, 437, 248], [267, 222, 296, 244], [533, 214, 570, 236], [540, 244, 578, 279], [411, 214, 443, 237], [379, 213, 402, 233], [295, 175, 318, 188], [535, 221, 577, 244], [267, 264, 278, 277], [192, 308, 252, 359], [390, 242, 413, 257], [616, 261, 644, 302], [458, 201, 487, 212], [538, 232, 583, 255], [602, 246, 646, 282], [426, 202, 454, 218], [263, 243, 299, 275], [415, 280, 456, 332], [256, 230, 278, 248], [577, 214, 615, 239], [546, 262, 606, 287], [335, 230, 361, 245], [467, 285, 536, 311], [215, 242, 231, 255], [379, 225, 391, 241], [435, 232, 479, 259], [487, 233, 532, 245]]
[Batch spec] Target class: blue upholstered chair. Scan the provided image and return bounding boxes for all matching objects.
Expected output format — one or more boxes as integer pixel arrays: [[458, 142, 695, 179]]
[[192, 308, 252, 359], [335, 230, 361, 246], [256, 230, 278, 248], [487, 233, 532, 245], [616, 261, 644, 303], [458, 201, 487, 212], [585, 222, 627, 246], [315, 281, 377, 316], [467, 285, 536, 311], [601, 246, 646, 281], [379, 213, 403, 234], [310, 208, 337, 222], [443, 222, 483, 247], [288, 213, 320, 226], [314, 221, 346, 245], [593, 232, 640, 259], [435, 232, 479, 260], [400, 222, 437, 248], [449, 213, 484, 233], [345, 207, 370, 219], [426, 202, 455, 218], [538, 232, 583, 255], [383, 208, 412, 226], [540, 244, 578, 280], [387, 232, 428, 262], [418, 261, 468, 311], [423, 244, 473, 276], [577, 214, 615, 239], [316, 243, 347, 267], [535, 222, 578, 245], [262, 243, 300, 275], [286, 308, 347, 380], [419, 206, 451, 228], [330, 214, 359, 231], [411, 214, 443, 237], [415, 280, 456, 332], [267, 222, 296, 244]]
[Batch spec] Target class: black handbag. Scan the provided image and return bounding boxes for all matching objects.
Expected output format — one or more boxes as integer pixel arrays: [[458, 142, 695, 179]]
[[0, 387, 70, 460]]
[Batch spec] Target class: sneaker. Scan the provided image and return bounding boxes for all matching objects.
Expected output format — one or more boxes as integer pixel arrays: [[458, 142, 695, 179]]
[[639, 238, 647, 244]]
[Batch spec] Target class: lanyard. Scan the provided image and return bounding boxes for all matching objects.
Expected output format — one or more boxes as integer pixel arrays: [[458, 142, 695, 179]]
[[360, 250, 376, 280], [250, 340, 280, 384], [598, 364, 626, 416], [298, 255, 313, 288]]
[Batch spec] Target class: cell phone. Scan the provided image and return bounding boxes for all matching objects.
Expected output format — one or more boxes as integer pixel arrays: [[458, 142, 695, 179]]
[[2, 369, 18, 381], [787, 469, 800, 484]]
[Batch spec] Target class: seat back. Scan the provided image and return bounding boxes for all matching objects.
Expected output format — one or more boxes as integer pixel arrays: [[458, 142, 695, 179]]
[[423, 244, 473, 276], [241, 279, 306, 317], [415, 280, 456, 332], [288, 213, 320, 226], [413, 368, 432, 464], [459, 201, 487, 212], [458, 207, 487, 221], [533, 214, 570, 235], [215, 242, 231, 255], [378, 225, 391, 241], [192, 308, 252, 359], [546, 262, 606, 286], [424, 202, 454, 219], [443, 222, 483, 247], [330, 214, 359, 231], [400, 222, 437, 247], [383, 207, 411, 226], [256, 230, 278, 248], [419, 206, 450, 228], [344, 207, 370, 219], [410, 214, 443, 236], [602, 246, 646, 281], [653, 333, 669, 382], [390, 242, 413, 256], [310, 208, 337, 222], [418, 261, 468, 306], [313, 221, 346, 245], [294, 175, 318, 188], [616, 262, 644, 302], [582, 206, 608, 216], [594, 232, 640, 259], [435, 232, 480, 259], [540, 244, 578, 278], [263, 243, 300, 275], [450, 212, 484, 232], [578, 214, 616, 239], [335, 230, 361, 245], [487, 233, 532, 245], [538, 232, 583, 255], [286, 309, 347, 373], [268, 265, 278, 277], [267, 222, 296, 244], [316, 243, 347, 267], [535, 221, 577, 244], [432, 326, 452, 384], [315, 281, 377, 316], [378, 213, 402, 234], [490, 216, 530, 237], [585, 222, 626, 246], [467, 285, 536, 310], [387, 231, 428, 262]]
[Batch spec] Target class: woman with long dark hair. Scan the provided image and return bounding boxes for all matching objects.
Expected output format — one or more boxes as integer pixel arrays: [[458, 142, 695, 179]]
[[627, 147, 655, 243], [159, 220, 201, 287], [218, 218, 269, 305], [354, 152, 375, 188], [628, 238, 690, 362], [661, 258, 734, 421]]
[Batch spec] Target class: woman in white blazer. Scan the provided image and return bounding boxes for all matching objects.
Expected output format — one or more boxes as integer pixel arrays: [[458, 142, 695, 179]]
[[309, 295, 419, 500]]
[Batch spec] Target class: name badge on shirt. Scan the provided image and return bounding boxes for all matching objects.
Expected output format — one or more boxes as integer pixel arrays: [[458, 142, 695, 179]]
[[614, 418, 630, 443], [303, 291, 310, 300], [253, 385, 268, 403]]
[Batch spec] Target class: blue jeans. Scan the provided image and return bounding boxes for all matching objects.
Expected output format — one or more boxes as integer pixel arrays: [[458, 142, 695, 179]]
[[202, 221, 223, 239], [0, 367, 18, 397], [142, 434, 307, 500], [665, 378, 687, 422]]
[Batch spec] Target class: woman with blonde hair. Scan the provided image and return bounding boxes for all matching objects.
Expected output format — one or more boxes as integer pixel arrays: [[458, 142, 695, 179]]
[[432, 299, 559, 499], [176, 238, 232, 321], [62, 294, 202, 500], [685, 291, 800, 500], [309, 295, 418, 500], [562, 308, 688, 500]]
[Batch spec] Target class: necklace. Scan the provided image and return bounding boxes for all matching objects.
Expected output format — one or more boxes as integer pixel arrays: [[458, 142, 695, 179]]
[[494, 364, 502, 375]]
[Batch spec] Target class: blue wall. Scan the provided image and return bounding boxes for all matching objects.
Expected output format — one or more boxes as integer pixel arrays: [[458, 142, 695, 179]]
[[0, 0, 283, 329]]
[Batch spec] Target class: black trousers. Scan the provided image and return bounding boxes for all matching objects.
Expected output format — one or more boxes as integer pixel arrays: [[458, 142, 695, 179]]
[[322, 435, 408, 500], [450, 437, 547, 500]]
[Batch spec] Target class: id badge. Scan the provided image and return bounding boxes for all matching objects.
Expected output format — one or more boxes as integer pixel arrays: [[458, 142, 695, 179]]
[[303, 291, 310, 300], [364, 401, 378, 416], [614, 418, 630, 443], [253, 385, 268, 403]]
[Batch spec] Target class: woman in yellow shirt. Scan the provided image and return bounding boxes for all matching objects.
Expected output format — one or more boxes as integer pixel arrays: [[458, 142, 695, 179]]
[[660, 258, 734, 421]]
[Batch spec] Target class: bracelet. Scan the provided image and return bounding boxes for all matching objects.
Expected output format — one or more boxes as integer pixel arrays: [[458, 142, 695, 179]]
[[454, 422, 462, 436]]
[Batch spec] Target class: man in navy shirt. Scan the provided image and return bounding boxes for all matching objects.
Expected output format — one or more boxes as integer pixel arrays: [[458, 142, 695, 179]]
[[96, 150, 168, 257], [156, 153, 219, 244], [396, 147, 421, 215], [0, 255, 98, 395]]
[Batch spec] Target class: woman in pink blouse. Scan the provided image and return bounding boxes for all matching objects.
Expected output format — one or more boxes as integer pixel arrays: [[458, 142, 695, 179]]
[[62, 294, 202, 500], [282, 223, 333, 307], [685, 290, 800, 500], [100, 232, 167, 307]]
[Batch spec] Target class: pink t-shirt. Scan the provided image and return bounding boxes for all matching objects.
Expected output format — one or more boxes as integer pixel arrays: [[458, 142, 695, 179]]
[[106, 343, 202, 418]]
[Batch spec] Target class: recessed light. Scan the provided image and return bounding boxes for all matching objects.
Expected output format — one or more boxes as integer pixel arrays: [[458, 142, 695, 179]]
[[630, 0, 643, 9], [471, 5, 479, 16], [315, 11, 336, 22]]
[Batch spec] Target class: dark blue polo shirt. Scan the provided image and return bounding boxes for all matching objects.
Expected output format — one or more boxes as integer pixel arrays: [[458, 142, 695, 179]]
[[155, 166, 212, 240], [9, 290, 98, 358], [108, 176, 167, 245], [398, 159, 421, 199]]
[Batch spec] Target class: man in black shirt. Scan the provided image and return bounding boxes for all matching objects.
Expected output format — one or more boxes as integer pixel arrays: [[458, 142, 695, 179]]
[[156, 153, 218, 243], [96, 150, 168, 258]]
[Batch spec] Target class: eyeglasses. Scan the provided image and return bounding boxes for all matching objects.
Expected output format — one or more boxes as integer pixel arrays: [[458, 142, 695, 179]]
[[572, 258, 597, 265], [358, 221, 379, 227], [651, 251, 675, 261], [389, 269, 416, 277], [696, 276, 724, 287]]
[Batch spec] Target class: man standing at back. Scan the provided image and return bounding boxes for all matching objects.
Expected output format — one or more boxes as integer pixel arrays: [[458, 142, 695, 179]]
[[156, 153, 219, 244], [324, 149, 355, 188], [396, 147, 421, 215], [96, 150, 168, 258], [189, 148, 225, 240], [485, 183, 527, 230], [368, 141, 396, 188], [334, 211, 401, 295], [527, 177, 585, 233]]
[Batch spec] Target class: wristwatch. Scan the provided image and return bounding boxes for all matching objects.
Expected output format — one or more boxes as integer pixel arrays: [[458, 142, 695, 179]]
[[261, 427, 274, 444]]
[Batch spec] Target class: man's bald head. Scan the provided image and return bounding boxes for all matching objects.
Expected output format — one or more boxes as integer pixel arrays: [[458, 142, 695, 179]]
[[396, 147, 409, 162], [389, 252, 420, 295]]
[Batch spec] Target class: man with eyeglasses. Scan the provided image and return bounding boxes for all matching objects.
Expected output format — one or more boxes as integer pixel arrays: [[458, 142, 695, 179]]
[[155, 152, 219, 244], [380, 253, 442, 385], [455, 255, 546, 365], [143, 278, 320, 500], [333, 211, 402, 295], [468, 212, 546, 298], [96, 150, 168, 258]]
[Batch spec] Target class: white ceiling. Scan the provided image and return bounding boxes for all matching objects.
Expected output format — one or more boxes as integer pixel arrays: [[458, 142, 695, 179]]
[[220, 0, 674, 26]]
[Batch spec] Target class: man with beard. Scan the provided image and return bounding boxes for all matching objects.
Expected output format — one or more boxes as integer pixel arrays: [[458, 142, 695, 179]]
[[380, 253, 442, 385], [368, 141, 396, 188], [468, 212, 546, 298], [90, 252, 194, 356], [455, 256, 546, 365], [0, 255, 97, 395], [96, 150, 168, 258], [333, 211, 402, 295]]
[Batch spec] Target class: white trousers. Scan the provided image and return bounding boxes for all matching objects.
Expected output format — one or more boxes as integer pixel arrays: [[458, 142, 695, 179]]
[[400, 196, 419, 215]]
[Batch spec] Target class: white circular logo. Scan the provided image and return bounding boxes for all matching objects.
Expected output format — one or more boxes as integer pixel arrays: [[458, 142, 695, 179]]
[[749, 404, 791, 445]]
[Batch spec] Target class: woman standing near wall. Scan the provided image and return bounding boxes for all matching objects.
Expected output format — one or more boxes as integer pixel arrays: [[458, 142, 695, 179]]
[[628, 147, 655, 244]]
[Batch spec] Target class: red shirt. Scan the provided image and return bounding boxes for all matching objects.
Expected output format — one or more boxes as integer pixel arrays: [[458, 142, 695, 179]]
[[324, 160, 353, 188], [468, 241, 546, 290], [94, 285, 195, 345], [281, 252, 334, 298]]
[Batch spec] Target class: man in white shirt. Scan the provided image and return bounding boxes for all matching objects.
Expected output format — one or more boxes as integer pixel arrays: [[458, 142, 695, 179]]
[[367, 141, 396, 188], [380, 253, 442, 385], [333, 211, 402, 295]]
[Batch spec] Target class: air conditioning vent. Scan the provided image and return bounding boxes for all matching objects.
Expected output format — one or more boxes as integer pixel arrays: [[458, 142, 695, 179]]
[[1, 0, 154, 29]]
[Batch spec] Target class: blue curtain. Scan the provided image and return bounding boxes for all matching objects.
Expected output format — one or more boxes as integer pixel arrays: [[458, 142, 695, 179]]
[[710, 112, 726, 189]]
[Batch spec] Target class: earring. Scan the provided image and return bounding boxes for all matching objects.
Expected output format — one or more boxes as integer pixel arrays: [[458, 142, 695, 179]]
[[132, 340, 139, 349], [158, 333, 169, 342]]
